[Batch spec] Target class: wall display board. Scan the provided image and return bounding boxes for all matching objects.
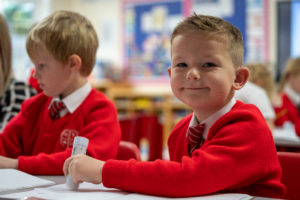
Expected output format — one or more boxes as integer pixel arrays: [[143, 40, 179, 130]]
[[123, 0, 188, 84]]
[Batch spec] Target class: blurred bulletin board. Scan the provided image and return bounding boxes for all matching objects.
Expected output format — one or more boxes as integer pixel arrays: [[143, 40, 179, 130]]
[[123, 0, 269, 84], [123, 0, 189, 84], [192, 0, 270, 63], [245, 0, 269, 62]]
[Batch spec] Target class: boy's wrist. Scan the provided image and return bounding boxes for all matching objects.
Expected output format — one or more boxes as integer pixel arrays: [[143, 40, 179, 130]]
[[8, 157, 18, 169], [0, 156, 18, 169]]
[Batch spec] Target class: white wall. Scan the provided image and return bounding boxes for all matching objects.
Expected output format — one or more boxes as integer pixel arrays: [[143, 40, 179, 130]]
[[50, 0, 122, 67]]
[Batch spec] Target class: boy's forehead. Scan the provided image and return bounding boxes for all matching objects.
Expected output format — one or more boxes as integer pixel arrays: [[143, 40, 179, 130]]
[[171, 32, 230, 51], [173, 31, 229, 45], [29, 44, 53, 60]]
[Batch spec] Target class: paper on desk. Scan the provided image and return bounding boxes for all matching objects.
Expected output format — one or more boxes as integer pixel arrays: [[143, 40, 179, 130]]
[[0, 169, 55, 193], [0, 181, 252, 200], [0, 182, 129, 200]]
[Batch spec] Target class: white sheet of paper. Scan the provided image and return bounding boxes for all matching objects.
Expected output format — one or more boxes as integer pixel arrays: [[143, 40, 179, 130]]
[[0, 169, 55, 193], [0, 182, 128, 200], [0, 181, 252, 200]]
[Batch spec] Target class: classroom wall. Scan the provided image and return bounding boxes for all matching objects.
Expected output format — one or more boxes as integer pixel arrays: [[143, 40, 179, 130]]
[[1, 0, 295, 82], [50, 0, 122, 67]]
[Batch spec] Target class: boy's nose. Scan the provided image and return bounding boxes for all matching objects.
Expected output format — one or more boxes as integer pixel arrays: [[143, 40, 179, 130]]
[[33, 68, 38, 79], [186, 68, 200, 80]]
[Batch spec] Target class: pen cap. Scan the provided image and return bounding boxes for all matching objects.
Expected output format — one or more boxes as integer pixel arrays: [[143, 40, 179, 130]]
[[71, 136, 89, 155]]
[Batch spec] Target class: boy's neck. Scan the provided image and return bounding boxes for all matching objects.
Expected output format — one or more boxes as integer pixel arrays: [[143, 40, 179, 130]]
[[194, 98, 236, 123], [193, 95, 234, 122], [59, 78, 88, 99]]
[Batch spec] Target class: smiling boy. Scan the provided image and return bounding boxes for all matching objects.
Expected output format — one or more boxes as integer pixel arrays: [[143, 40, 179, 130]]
[[64, 14, 285, 198]]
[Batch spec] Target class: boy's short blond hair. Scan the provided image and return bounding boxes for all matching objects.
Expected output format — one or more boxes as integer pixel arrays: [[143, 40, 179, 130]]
[[26, 10, 98, 76], [171, 13, 244, 67]]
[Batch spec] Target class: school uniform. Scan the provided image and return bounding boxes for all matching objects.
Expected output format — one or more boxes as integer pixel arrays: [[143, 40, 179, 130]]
[[0, 82, 121, 175], [102, 100, 285, 198], [274, 86, 300, 136]]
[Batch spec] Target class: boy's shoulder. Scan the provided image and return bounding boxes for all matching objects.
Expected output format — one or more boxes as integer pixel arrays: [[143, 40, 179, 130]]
[[170, 101, 264, 135], [78, 88, 116, 111], [19, 93, 51, 115], [22, 93, 50, 107], [84, 88, 112, 104]]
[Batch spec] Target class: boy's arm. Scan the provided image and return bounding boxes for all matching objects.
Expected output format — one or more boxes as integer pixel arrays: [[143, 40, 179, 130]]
[[0, 112, 24, 158], [102, 117, 282, 197]]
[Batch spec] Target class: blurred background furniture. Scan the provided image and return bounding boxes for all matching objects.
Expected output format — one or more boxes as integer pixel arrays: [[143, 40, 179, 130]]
[[119, 114, 163, 161], [116, 141, 141, 161], [277, 151, 300, 200]]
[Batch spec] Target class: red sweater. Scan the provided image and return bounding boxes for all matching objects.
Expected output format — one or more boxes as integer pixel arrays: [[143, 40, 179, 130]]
[[0, 89, 121, 175], [103, 101, 285, 198], [274, 93, 300, 136]]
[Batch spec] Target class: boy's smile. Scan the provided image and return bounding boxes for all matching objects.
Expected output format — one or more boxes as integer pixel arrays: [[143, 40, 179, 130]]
[[169, 32, 239, 121]]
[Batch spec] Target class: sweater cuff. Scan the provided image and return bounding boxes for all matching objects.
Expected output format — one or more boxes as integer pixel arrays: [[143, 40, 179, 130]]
[[102, 159, 127, 188], [18, 156, 31, 173]]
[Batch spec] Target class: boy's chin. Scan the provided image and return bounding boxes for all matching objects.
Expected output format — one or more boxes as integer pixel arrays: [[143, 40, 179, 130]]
[[43, 91, 55, 97]]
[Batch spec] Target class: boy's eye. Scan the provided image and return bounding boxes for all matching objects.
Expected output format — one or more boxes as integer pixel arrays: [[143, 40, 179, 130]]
[[36, 64, 45, 70], [176, 63, 188, 67], [202, 62, 216, 68]]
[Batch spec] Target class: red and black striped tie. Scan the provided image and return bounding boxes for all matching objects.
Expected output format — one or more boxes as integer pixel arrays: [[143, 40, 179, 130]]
[[49, 100, 65, 121], [188, 123, 205, 155]]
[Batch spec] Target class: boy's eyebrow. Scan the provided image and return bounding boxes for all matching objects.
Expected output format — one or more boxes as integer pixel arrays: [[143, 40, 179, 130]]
[[171, 55, 184, 60]]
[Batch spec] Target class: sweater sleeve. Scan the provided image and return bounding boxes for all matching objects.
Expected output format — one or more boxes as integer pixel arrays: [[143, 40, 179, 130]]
[[102, 106, 284, 198], [0, 112, 24, 157]]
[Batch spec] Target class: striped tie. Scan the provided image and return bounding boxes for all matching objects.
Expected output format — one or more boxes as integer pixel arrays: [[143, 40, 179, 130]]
[[188, 123, 205, 155], [49, 100, 66, 121]]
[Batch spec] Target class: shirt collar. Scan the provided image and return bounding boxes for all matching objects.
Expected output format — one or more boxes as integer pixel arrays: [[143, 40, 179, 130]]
[[188, 98, 236, 139], [49, 81, 92, 114], [284, 85, 300, 105]]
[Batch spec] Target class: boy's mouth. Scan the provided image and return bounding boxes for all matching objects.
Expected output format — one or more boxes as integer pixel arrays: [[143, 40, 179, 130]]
[[185, 86, 205, 90]]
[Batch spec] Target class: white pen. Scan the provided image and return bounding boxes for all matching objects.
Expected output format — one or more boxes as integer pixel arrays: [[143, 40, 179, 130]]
[[65, 136, 89, 190]]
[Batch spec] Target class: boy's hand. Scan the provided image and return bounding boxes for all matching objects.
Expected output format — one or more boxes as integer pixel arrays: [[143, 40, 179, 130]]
[[63, 154, 104, 184], [0, 156, 18, 169]]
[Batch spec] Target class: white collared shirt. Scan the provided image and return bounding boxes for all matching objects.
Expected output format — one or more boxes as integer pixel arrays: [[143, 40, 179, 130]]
[[187, 98, 236, 139], [284, 85, 300, 105], [48, 81, 92, 117]]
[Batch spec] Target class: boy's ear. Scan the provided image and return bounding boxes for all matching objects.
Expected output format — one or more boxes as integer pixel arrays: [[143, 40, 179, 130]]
[[232, 66, 249, 90], [168, 67, 171, 77], [68, 54, 82, 72]]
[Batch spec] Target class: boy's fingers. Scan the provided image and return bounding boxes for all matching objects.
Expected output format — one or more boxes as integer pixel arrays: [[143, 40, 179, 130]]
[[63, 157, 72, 176]]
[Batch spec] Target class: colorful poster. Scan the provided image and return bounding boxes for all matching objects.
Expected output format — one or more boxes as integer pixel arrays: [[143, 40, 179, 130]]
[[123, 0, 187, 84]]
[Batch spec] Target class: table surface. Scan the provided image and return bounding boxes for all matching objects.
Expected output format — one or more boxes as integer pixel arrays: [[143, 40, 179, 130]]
[[0, 175, 279, 200]]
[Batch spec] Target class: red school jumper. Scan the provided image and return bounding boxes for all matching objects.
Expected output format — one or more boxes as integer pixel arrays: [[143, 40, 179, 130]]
[[102, 101, 285, 198], [274, 93, 300, 136], [0, 89, 121, 175]]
